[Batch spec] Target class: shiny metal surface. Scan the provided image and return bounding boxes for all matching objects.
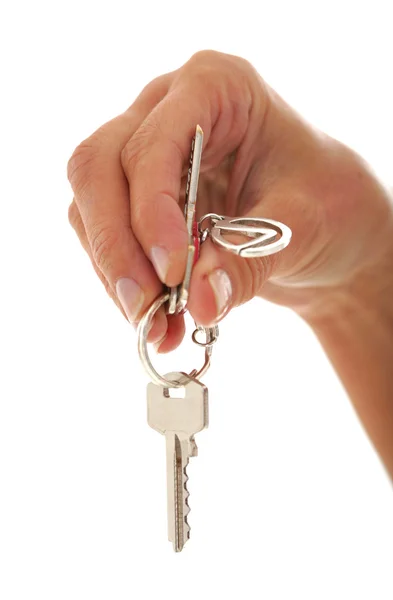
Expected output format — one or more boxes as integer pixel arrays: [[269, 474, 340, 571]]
[[168, 125, 203, 315], [147, 372, 208, 552], [209, 216, 292, 258], [137, 292, 218, 388]]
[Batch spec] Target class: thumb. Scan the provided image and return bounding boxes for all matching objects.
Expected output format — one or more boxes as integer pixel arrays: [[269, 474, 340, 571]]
[[188, 235, 278, 326]]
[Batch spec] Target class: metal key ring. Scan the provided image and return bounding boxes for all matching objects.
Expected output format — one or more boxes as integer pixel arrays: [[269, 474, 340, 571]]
[[137, 292, 219, 388]]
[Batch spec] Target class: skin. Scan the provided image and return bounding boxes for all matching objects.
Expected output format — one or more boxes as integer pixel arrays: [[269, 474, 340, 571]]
[[67, 50, 393, 478]]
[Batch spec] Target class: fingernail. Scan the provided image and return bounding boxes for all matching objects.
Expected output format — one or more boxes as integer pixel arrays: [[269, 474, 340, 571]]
[[208, 268, 232, 321], [150, 246, 169, 282], [116, 277, 145, 323]]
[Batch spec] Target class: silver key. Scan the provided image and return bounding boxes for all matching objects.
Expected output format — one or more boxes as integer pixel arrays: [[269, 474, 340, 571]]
[[147, 372, 208, 552]]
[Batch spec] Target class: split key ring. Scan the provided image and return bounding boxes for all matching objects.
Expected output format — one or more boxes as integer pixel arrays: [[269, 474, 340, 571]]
[[137, 292, 219, 388]]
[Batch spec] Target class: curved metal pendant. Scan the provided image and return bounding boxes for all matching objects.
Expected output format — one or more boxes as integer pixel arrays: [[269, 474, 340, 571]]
[[209, 216, 292, 258]]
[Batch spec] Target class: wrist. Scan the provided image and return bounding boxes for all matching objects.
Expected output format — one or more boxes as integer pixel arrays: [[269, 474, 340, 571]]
[[301, 178, 393, 327], [301, 228, 393, 478], [303, 237, 393, 331]]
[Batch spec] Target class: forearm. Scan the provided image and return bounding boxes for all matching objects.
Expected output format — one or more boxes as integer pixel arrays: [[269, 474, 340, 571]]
[[305, 233, 393, 478]]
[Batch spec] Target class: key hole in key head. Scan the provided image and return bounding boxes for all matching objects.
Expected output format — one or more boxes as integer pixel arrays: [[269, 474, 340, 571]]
[[164, 387, 186, 399]]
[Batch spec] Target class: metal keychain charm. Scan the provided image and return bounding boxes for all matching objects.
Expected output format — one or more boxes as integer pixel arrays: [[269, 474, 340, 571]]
[[198, 214, 292, 258]]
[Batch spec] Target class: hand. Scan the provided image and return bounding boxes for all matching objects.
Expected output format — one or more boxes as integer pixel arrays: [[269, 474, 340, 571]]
[[67, 50, 393, 352]]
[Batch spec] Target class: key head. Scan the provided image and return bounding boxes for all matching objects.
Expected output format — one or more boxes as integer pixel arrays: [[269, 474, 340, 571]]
[[147, 372, 208, 436]]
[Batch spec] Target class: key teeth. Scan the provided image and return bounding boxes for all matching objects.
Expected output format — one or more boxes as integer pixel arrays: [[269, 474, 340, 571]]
[[183, 463, 191, 528], [183, 458, 189, 489], [183, 465, 190, 500]]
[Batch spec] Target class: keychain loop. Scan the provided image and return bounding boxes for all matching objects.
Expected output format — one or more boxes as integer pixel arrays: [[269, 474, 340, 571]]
[[191, 325, 219, 348], [202, 216, 292, 258], [197, 212, 223, 230], [137, 292, 218, 388]]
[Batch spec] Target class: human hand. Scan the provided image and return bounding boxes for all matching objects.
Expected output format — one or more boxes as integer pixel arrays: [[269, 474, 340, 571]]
[[67, 50, 393, 352]]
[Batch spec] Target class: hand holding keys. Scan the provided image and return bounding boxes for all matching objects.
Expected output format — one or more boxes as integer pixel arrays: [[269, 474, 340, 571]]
[[138, 125, 291, 551]]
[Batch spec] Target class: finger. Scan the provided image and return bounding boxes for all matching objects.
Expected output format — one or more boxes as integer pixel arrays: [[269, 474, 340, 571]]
[[67, 75, 171, 326], [142, 306, 168, 345], [154, 313, 186, 354], [68, 200, 126, 313], [120, 57, 252, 288], [68, 200, 168, 344], [187, 233, 279, 327]]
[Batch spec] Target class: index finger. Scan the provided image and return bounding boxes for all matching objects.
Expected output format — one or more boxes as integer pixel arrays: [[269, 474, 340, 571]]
[[120, 88, 213, 287]]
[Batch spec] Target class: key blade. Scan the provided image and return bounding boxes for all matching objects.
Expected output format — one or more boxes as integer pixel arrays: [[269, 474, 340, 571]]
[[185, 125, 203, 234], [166, 433, 195, 552], [147, 373, 208, 552], [168, 125, 203, 315], [175, 435, 190, 552]]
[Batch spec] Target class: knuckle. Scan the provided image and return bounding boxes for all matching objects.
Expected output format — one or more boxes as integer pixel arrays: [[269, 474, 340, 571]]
[[89, 222, 119, 272], [67, 138, 101, 194], [186, 50, 252, 78], [248, 258, 266, 297], [68, 200, 80, 230], [188, 49, 220, 66], [120, 142, 134, 174], [140, 72, 171, 99], [179, 51, 255, 105], [184, 51, 220, 84], [120, 142, 135, 176], [120, 121, 155, 174], [239, 256, 273, 303]]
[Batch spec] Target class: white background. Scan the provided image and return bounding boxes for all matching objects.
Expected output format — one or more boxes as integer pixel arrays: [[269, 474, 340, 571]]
[[1, 0, 392, 598]]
